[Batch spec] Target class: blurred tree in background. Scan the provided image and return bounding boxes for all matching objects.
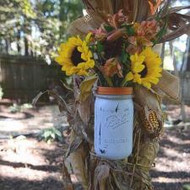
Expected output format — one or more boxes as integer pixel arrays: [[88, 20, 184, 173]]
[[0, 0, 83, 61], [0, 0, 189, 67]]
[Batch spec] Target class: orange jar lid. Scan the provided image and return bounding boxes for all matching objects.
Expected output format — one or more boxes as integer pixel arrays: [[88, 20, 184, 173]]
[[97, 87, 133, 95]]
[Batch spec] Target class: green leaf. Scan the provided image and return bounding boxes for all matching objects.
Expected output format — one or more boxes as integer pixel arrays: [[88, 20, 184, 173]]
[[79, 75, 98, 102], [154, 17, 168, 45], [54, 129, 62, 137], [51, 133, 56, 139], [96, 42, 104, 53], [154, 27, 167, 45], [125, 25, 135, 36], [120, 49, 129, 64], [104, 25, 114, 32]]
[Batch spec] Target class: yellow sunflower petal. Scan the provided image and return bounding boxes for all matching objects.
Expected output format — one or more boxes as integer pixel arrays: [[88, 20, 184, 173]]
[[142, 81, 151, 89], [125, 72, 134, 81], [133, 63, 145, 73], [77, 46, 83, 52], [85, 32, 92, 43], [133, 74, 142, 84], [55, 56, 63, 64]]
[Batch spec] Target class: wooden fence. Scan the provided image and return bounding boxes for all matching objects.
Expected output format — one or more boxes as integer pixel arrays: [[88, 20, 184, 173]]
[[0, 54, 190, 104], [0, 55, 65, 101]]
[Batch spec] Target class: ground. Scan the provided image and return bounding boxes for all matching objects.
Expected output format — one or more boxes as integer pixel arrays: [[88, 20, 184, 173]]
[[0, 100, 190, 190]]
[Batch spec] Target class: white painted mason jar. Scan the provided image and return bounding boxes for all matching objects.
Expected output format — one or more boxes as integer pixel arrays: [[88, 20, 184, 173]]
[[94, 87, 134, 160]]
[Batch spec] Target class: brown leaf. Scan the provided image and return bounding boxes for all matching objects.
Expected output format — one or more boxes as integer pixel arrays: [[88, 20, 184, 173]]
[[106, 28, 126, 42], [77, 95, 92, 125], [67, 131, 88, 189], [65, 135, 83, 158], [79, 75, 97, 102], [94, 163, 110, 190], [162, 5, 190, 17], [32, 91, 48, 106], [159, 23, 190, 43], [168, 13, 186, 30], [61, 162, 74, 190]]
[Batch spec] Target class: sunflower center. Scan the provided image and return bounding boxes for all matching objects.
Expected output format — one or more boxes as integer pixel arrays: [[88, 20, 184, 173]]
[[71, 47, 84, 66], [139, 62, 148, 78]]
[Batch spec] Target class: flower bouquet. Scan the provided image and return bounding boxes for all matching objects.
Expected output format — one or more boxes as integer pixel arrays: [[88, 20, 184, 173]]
[[55, 10, 165, 159], [56, 10, 163, 89]]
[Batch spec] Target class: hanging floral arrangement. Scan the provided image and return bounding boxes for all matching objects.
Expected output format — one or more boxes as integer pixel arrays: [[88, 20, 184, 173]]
[[55, 9, 163, 89]]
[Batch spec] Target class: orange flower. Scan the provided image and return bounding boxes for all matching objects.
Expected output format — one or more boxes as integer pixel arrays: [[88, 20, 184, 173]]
[[127, 20, 159, 54], [126, 44, 142, 54], [148, 0, 163, 15], [107, 9, 127, 29], [101, 58, 123, 78], [92, 27, 107, 41], [136, 20, 159, 40]]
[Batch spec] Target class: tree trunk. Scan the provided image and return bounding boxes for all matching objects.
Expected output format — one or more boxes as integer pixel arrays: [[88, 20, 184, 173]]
[[5, 39, 9, 54], [24, 36, 29, 56], [17, 30, 21, 54], [186, 39, 190, 71]]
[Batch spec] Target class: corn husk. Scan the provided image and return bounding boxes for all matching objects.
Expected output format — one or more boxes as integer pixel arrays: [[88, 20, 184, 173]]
[[68, 131, 89, 190], [61, 161, 75, 190]]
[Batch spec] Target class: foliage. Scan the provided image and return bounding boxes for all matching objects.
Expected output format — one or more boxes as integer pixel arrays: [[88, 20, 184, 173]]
[[39, 127, 63, 143], [9, 103, 33, 113], [183, 184, 190, 190], [0, 0, 83, 61]]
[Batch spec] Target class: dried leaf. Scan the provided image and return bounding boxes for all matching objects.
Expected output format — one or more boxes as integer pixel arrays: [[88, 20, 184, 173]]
[[138, 141, 160, 172], [79, 75, 97, 102], [48, 89, 72, 113], [160, 23, 190, 42], [32, 91, 48, 106], [168, 13, 187, 30], [82, 0, 114, 14], [69, 148, 88, 190], [94, 163, 110, 190], [107, 28, 126, 42], [163, 5, 190, 16], [77, 95, 92, 125], [175, 13, 190, 21], [60, 79, 74, 92], [135, 0, 151, 21], [61, 162, 74, 190], [68, 131, 88, 190], [66, 134, 83, 158]]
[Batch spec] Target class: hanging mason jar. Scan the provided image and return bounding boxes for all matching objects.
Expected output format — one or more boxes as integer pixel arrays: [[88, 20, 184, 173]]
[[94, 87, 134, 160]]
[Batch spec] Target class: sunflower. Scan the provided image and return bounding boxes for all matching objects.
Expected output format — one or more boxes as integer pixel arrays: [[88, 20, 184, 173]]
[[125, 47, 162, 89], [55, 33, 95, 76]]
